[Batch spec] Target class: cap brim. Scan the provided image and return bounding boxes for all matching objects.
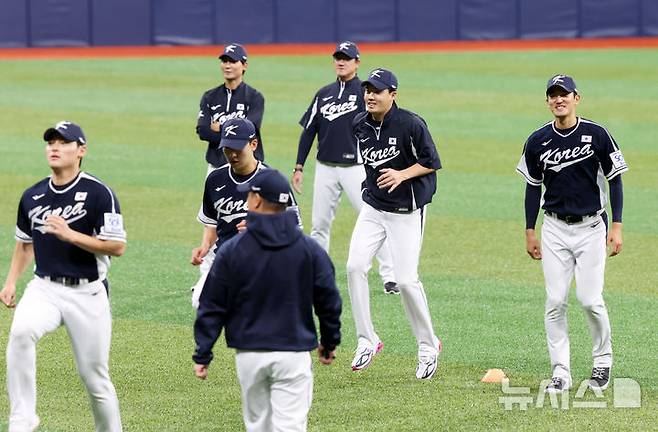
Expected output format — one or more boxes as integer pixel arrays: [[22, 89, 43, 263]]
[[361, 79, 392, 91], [43, 127, 77, 142], [546, 84, 577, 94], [219, 53, 245, 62], [219, 138, 249, 150], [333, 50, 357, 59]]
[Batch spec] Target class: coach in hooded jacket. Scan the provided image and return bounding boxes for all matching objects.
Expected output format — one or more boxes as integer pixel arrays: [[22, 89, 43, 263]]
[[193, 168, 341, 432]]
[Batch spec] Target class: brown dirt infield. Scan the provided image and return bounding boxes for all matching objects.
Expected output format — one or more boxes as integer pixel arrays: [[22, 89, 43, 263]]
[[0, 37, 657, 60]]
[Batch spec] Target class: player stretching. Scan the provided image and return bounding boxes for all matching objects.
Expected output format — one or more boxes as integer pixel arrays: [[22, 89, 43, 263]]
[[291, 41, 397, 294], [1, 121, 125, 431], [196, 43, 266, 172], [347, 69, 443, 379], [517, 75, 627, 393]]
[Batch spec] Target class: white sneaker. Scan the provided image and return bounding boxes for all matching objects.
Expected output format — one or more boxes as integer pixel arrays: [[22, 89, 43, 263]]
[[416, 339, 442, 380], [545, 376, 571, 394], [351, 340, 384, 371]]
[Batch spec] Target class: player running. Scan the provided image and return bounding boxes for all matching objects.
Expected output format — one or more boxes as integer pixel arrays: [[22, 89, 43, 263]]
[[517, 75, 628, 393], [292, 41, 397, 294], [347, 68, 443, 379], [196, 43, 266, 172], [0, 121, 125, 431], [190, 118, 299, 309]]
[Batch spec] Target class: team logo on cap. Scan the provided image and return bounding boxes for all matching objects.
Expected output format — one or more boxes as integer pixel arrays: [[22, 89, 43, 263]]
[[370, 69, 383, 78], [551, 75, 565, 85], [56, 121, 72, 130], [224, 124, 239, 137], [225, 45, 236, 53], [339, 42, 351, 51]]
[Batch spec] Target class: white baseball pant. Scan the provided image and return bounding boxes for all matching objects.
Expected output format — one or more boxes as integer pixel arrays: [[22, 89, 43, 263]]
[[541, 213, 612, 382], [235, 351, 313, 432], [6, 277, 122, 432], [311, 162, 395, 284], [191, 246, 216, 310], [346, 203, 438, 352]]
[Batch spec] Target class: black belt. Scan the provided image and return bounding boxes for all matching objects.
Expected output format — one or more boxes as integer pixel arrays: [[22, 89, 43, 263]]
[[545, 211, 598, 225], [43, 276, 93, 286]]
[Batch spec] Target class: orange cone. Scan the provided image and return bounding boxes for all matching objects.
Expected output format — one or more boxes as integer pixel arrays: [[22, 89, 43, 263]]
[[481, 368, 506, 383]]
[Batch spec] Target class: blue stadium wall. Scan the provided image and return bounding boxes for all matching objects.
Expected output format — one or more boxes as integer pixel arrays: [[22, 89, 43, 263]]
[[1, 0, 657, 48]]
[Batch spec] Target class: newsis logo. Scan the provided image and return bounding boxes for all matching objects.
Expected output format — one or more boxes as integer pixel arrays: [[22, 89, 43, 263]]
[[29, 203, 88, 234], [320, 100, 358, 121], [361, 145, 401, 168], [213, 111, 246, 124], [540, 144, 594, 172], [214, 196, 248, 223]]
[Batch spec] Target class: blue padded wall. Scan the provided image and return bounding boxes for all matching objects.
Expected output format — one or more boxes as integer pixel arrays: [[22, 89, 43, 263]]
[[0, 0, 655, 48], [0, 0, 28, 47], [92, 0, 151, 46], [643, 0, 658, 36], [153, 0, 214, 45], [581, 0, 641, 38], [398, 0, 458, 41], [30, 0, 90, 47], [459, 0, 517, 40], [215, 0, 275, 44], [276, 0, 335, 43], [520, 0, 578, 39], [336, 0, 396, 42]]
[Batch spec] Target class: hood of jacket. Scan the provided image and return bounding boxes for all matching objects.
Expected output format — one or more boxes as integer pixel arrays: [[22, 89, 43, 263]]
[[246, 210, 302, 248]]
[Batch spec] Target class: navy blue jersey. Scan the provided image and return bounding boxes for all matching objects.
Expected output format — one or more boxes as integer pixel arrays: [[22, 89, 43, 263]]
[[352, 103, 442, 213], [196, 82, 265, 166], [193, 210, 341, 363], [297, 76, 364, 165], [197, 162, 301, 245], [517, 117, 628, 216], [15, 172, 126, 281]]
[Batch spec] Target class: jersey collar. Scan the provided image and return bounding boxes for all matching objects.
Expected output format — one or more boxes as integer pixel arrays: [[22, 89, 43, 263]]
[[551, 117, 581, 138], [48, 171, 83, 194]]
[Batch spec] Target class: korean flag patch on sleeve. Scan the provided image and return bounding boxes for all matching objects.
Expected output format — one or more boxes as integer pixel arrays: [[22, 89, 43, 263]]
[[610, 150, 627, 170]]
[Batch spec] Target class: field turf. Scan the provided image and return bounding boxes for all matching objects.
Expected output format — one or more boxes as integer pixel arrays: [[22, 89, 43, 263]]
[[0, 48, 657, 431]]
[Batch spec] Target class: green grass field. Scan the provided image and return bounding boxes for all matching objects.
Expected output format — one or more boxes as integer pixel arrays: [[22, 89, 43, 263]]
[[0, 47, 657, 431]]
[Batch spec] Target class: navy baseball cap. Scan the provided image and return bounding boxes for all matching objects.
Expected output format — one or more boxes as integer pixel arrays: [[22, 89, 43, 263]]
[[219, 43, 248, 63], [361, 68, 398, 91], [43, 121, 87, 145], [333, 41, 360, 59], [237, 168, 290, 204], [546, 74, 578, 95], [219, 118, 257, 150]]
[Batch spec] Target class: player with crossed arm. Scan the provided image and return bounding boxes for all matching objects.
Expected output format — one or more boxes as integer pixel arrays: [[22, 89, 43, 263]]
[[517, 75, 627, 393], [292, 41, 397, 294], [347, 69, 443, 379], [190, 118, 299, 309], [196, 43, 266, 172], [0, 121, 125, 431]]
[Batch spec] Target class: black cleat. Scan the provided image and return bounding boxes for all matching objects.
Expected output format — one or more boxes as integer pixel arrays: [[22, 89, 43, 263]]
[[589, 367, 610, 391], [384, 282, 400, 295]]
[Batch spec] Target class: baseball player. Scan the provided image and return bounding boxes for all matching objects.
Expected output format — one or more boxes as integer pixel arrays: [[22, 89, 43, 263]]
[[347, 69, 443, 379], [292, 41, 398, 294], [196, 43, 266, 172], [0, 121, 125, 431], [194, 168, 342, 432], [517, 74, 627, 393], [190, 118, 299, 309]]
